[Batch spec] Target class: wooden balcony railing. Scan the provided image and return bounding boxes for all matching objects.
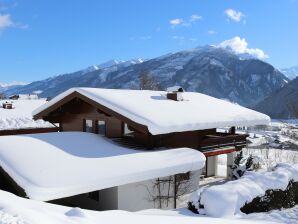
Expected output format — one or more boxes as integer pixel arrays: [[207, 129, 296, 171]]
[[199, 133, 248, 152]]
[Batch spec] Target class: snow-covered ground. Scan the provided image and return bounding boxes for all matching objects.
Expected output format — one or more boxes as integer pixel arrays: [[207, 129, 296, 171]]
[[0, 189, 268, 224], [0, 99, 53, 130], [243, 206, 298, 224]]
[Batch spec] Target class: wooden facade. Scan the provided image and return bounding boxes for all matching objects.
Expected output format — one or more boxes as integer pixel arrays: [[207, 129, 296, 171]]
[[34, 92, 248, 155]]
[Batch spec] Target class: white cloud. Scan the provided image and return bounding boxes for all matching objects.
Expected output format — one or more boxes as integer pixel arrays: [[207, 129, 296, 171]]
[[219, 36, 269, 60], [169, 18, 184, 26], [172, 35, 185, 40], [190, 14, 202, 22], [169, 14, 202, 28], [208, 30, 217, 35], [0, 14, 13, 29], [224, 9, 245, 22]]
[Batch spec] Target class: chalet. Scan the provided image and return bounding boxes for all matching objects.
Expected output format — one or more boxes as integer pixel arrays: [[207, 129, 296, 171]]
[[0, 87, 270, 212], [2, 101, 13, 109], [32, 87, 270, 177]]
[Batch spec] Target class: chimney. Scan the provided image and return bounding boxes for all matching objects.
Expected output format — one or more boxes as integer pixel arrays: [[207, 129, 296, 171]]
[[166, 86, 184, 101]]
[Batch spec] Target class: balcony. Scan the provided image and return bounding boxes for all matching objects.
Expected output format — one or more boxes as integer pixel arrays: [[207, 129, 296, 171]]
[[199, 132, 248, 156]]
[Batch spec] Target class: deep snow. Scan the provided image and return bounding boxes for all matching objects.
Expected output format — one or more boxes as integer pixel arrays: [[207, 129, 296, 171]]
[[0, 189, 272, 224], [0, 132, 205, 201]]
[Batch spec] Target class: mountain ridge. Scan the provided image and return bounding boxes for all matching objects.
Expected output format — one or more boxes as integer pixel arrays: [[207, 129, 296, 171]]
[[281, 66, 298, 80], [254, 76, 298, 118], [3, 45, 288, 107]]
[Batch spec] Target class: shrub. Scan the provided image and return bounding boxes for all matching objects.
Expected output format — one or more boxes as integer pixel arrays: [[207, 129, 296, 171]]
[[241, 180, 298, 214]]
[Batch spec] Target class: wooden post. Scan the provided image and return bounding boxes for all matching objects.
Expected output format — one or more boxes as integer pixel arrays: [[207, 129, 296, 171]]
[[173, 175, 177, 209], [230, 126, 236, 134]]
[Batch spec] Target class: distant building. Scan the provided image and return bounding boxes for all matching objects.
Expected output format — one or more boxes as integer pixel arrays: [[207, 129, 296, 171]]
[[2, 101, 13, 109], [9, 94, 39, 100]]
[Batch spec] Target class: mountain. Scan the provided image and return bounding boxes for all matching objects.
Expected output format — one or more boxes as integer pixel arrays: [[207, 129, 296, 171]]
[[281, 66, 298, 80], [4, 46, 288, 106], [0, 82, 26, 95], [254, 77, 298, 119]]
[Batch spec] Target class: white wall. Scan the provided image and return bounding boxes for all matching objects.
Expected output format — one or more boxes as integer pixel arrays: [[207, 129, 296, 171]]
[[59, 170, 202, 212], [206, 156, 218, 177], [117, 169, 201, 212], [227, 152, 236, 179]]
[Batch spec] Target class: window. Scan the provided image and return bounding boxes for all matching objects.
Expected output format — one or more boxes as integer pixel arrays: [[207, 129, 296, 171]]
[[123, 123, 134, 136], [97, 120, 106, 136], [175, 172, 190, 182], [84, 119, 93, 133]]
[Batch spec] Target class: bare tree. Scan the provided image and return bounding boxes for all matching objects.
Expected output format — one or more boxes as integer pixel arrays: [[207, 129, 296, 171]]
[[288, 102, 298, 118], [131, 71, 161, 90], [145, 173, 195, 209], [0, 92, 5, 100]]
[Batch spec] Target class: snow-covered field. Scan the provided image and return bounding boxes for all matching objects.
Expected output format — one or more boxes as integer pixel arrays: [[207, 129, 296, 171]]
[[243, 121, 298, 169], [244, 206, 298, 224]]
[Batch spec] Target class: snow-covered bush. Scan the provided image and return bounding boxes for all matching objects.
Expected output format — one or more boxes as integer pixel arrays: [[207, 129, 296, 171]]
[[241, 180, 298, 214], [188, 163, 298, 217], [230, 151, 257, 179]]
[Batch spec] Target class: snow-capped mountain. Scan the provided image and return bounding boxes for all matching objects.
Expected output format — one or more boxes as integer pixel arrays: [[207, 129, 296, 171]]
[[281, 66, 298, 80], [0, 82, 27, 93], [254, 76, 298, 118], [4, 46, 287, 106]]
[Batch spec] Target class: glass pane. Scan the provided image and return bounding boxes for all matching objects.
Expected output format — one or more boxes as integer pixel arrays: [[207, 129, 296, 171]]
[[97, 120, 106, 135], [85, 119, 93, 133], [124, 123, 134, 135]]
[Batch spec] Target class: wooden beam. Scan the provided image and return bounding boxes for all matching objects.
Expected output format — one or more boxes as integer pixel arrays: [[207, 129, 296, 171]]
[[0, 127, 59, 136], [0, 166, 27, 198]]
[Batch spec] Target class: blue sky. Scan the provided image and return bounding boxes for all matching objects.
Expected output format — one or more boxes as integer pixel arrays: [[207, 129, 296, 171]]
[[0, 0, 297, 83]]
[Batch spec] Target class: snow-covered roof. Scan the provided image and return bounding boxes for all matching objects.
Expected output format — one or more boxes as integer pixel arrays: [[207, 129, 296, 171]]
[[0, 132, 205, 201], [33, 88, 270, 135], [0, 99, 54, 130]]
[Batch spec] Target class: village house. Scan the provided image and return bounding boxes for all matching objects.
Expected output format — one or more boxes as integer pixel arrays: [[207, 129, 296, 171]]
[[9, 94, 39, 100], [0, 98, 57, 136], [2, 101, 13, 109], [0, 87, 270, 212]]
